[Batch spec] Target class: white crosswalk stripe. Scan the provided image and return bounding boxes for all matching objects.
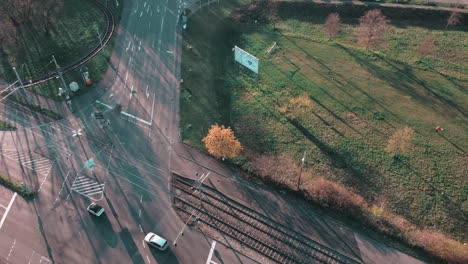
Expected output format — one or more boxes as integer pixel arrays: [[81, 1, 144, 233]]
[[71, 176, 105, 201], [1, 150, 54, 176]]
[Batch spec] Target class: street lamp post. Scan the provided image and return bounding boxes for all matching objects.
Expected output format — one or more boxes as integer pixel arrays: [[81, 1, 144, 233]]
[[296, 151, 306, 190], [173, 209, 198, 247]]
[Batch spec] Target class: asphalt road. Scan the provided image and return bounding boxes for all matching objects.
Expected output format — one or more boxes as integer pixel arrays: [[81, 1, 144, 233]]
[[0, 0, 434, 263]]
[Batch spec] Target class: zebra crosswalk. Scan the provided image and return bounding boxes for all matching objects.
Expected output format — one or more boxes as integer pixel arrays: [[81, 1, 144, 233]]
[[1, 150, 54, 176], [71, 175, 105, 201]]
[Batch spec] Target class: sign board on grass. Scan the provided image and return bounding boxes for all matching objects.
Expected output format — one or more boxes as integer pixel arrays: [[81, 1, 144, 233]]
[[234, 46, 259, 74]]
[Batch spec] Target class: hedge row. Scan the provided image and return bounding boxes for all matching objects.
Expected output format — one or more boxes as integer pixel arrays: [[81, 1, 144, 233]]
[[5, 94, 63, 120], [0, 173, 36, 198]]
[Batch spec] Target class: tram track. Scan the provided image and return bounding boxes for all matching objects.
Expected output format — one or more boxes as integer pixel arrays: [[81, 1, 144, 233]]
[[171, 174, 362, 264]]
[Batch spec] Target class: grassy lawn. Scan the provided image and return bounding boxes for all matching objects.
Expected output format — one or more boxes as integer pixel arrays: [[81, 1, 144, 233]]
[[0, 0, 110, 100], [180, 0, 468, 244]]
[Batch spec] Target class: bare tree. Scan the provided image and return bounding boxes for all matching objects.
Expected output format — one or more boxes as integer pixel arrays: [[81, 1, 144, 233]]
[[417, 36, 435, 57], [324, 13, 341, 40], [446, 11, 462, 30], [267, 0, 280, 29], [0, 0, 64, 33], [0, 18, 16, 48], [355, 9, 389, 50]]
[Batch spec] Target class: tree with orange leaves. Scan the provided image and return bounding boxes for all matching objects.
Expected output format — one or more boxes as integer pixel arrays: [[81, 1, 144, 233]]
[[202, 124, 243, 159]]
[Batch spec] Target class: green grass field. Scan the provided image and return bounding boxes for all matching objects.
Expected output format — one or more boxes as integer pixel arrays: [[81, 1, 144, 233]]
[[180, 0, 468, 242], [0, 0, 109, 100]]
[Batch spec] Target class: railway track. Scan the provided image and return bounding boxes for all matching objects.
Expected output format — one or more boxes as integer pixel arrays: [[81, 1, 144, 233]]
[[23, 0, 116, 88], [172, 174, 362, 264]]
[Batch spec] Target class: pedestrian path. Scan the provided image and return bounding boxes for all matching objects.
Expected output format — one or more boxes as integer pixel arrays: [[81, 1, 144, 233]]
[[71, 175, 105, 201], [1, 150, 54, 177]]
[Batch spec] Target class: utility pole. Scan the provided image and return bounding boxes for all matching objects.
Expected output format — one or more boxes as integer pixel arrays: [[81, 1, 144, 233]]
[[173, 209, 199, 247], [297, 151, 306, 190], [194, 172, 210, 205], [12, 67, 25, 90], [52, 55, 69, 97]]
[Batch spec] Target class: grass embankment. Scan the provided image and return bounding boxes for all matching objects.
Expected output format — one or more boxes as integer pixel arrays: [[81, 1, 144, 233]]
[[0, 0, 115, 100], [0, 173, 36, 198], [180, 1, 467, 263], [0, 120, 16, 130]]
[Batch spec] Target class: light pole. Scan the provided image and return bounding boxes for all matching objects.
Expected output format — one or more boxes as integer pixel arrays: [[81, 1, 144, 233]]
[[297, 151, 306, 190], [194, 172, 210, 205], [173, 209, 199, 247]]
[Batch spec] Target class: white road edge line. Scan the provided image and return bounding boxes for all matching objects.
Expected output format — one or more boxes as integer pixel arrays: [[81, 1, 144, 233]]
[[0, 192, 17, 230], [96, 100, 152, 125]]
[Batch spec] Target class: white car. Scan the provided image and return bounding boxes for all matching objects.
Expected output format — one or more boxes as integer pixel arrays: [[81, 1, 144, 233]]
[[144, 232, 168, 251], [87, 203, 105, 217]]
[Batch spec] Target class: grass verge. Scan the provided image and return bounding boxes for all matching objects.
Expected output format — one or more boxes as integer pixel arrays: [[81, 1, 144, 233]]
[[181, 1, 467, 263], [0, 120, 16, 131], [0, 173, 36, 199]]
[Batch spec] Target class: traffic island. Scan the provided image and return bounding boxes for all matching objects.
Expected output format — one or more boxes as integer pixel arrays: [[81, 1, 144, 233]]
[[0, 173, 37, 199]]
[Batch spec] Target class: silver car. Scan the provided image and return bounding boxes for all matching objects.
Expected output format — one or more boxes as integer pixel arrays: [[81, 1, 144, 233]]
[[144, 232, 168, 251]]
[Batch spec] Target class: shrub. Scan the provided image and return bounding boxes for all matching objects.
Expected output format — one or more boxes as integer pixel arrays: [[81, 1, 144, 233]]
[[0, 174, 36, 198], [303, 177, 367, 215]]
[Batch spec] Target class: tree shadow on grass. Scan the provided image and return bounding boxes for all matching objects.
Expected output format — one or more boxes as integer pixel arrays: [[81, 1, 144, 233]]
[[337, 44, 468, 120]]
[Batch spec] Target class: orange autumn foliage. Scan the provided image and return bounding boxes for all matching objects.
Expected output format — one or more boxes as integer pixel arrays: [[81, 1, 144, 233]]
[[202, 124, 243, 159]]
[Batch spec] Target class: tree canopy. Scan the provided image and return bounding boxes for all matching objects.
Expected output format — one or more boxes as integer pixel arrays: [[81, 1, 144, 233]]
[[202, 124, 243, 159]]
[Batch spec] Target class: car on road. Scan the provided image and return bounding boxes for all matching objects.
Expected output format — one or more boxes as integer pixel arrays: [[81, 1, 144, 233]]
[[144, 232, 168, 251], [87, 203, 105, 217]]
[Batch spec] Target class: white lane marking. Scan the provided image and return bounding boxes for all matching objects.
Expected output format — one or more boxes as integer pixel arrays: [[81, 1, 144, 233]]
[[0, 193, 17, 230], [157, 5, 159, 13], [37, 161, 54, 193], [138, 40, 141, 51], [125, 71, 129, 82], [150, 92, 156, 125], [166, 50, 173, 54], [40, 256, 51, 263], [126, 40, 131, 51], [28, 250, 35, 264], [6, 239, 16, 261], [142, 240, 146, 248], [146, 254, 151, 264], [140, 11, 143, 17], [160, 17, 164, 33], [121, 112, 152, 125], [129, 57, 132, 65], [130, 85, 134, 99], [146, 85, 149, 98], [140, 195, 143, 203], [139, 224, 144, 233], [139, 209, 141, 217], [147, 5, 150, 13], [0, 204, 6, 210], [144, 1, 147, 7], [53, 170, 72, 207]]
